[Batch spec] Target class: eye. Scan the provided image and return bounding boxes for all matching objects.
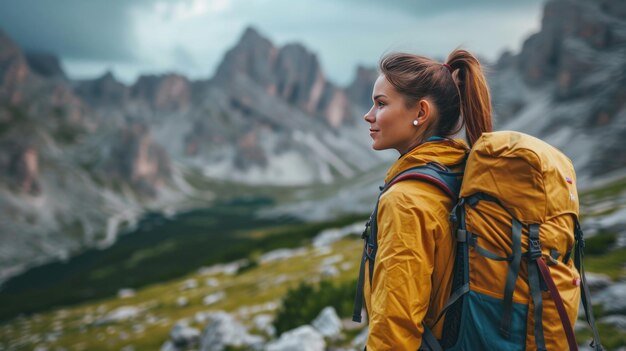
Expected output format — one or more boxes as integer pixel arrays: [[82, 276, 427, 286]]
[[377, 101, 385, 107]]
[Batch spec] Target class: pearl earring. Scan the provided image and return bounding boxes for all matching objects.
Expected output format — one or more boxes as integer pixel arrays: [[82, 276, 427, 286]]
[[413, 120, 419, 126]]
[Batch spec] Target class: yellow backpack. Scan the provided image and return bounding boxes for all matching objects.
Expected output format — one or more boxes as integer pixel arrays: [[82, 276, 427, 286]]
[[435, 131, 602, 351]]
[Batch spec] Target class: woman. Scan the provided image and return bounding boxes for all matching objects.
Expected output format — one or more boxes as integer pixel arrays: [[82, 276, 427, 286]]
[[361, 49, 492, 349]]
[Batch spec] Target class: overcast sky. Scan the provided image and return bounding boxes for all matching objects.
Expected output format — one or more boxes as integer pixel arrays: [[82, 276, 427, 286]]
[[0, 0, 546, 86]]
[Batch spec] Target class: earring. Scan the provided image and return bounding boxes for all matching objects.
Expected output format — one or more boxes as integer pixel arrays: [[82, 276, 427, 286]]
[[413, 120, 419, 126]]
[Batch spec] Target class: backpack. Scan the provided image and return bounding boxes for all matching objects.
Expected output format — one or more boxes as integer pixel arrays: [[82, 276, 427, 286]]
[[352, 131, 603, 351]]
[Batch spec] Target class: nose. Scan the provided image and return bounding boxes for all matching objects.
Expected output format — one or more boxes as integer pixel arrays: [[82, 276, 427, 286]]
[[363, 105, 375, 123]]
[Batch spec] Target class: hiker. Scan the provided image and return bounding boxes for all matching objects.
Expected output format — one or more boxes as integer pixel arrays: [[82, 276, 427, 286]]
[[357, 49, 492, 349], [353, 49, 604, 351]]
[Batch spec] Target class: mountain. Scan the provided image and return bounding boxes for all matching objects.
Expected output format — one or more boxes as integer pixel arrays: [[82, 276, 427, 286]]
[[490, 0, 626, 183], [0, 26, 381, 284], [265, 0, 626, 222], [1, 0, 624, 287]]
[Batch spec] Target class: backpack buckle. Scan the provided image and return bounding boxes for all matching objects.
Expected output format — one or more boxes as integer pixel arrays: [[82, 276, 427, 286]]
[[361, 220, 371, 239], [529, 238, 542, 260]]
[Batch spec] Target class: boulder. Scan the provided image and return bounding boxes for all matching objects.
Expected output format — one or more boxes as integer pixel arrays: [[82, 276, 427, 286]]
[[170, 322, 201, 348], [351, 327, 368, 349], [595, 282, 626, 314], [312, 306, 342, 338], [584, 272, 613, 292], [265, 325, 325, 351], [253, 313, 275, 336], [199, 311, 264, 351]]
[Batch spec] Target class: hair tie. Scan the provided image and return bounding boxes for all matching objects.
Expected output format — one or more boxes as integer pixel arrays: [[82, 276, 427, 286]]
[[442, 63, 453, 73]]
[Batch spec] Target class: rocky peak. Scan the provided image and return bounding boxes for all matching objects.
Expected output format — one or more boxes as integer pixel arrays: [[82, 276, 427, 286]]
[[0, 29, 32, 104], [75, 70, 129, 107], [274, 43, 325, 114], [346, 65, 378, 112], [213, 26, 355, 127], [131, 73, 191, 112], [24, 52, 66, 80], [107, 122, 172, 197], [0, 29, 22, 65], [214, 26, 277, 87], [0, 143, 40, 196], [516, 0, 626, 87]]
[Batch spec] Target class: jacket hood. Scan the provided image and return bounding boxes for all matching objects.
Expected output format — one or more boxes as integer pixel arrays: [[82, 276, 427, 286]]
[[384, 138, 469, 183]]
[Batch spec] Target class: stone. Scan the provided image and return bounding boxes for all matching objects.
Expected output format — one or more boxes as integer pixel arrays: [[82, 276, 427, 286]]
[[312, 223, 363, 248], [180, 279, 198, 290], [176, 296, 188, 307], [199, 311, 264, 351], [584, 272, 613, 292], [117, 288, 136, 299], [205, 278, 220, 287], [321, 265, 339, 278], [253, 314, 275, 336], [259, 248, 307, 264], [351, 327, 368, 349], [203, 291, 225, 306], [595, 282, 626, 314], [321, 255, 344, 266], [312, 306, 343, 338], [265, 325, 325, 351], [170, 322, 201, 348], [160, 341, 176, 351], [96, 306, 141, 325]]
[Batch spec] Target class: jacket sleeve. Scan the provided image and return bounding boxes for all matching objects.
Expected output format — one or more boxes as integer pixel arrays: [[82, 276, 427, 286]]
[[366, 184, 443, 350]]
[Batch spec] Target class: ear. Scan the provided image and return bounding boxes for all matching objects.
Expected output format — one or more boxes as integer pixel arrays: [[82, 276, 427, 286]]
[[415, 99, 432, 125]]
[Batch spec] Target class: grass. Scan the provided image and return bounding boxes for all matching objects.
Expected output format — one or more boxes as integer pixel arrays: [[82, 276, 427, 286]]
[[0, 233, 364, 351], [580, 177, 626, 202], [585, 247, 626, 280], [577, 323, 626, 350], [1, 171, 625, 350]]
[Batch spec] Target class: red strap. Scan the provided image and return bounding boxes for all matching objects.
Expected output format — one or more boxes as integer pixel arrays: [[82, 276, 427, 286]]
[[536, 257, 578, 351]]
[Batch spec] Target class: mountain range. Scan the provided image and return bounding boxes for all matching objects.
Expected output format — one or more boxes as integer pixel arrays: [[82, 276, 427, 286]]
[[0, 0, 625, 286]]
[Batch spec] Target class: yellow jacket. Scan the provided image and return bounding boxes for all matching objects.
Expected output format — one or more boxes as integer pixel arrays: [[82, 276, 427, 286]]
[[364, 138, 469, 350]]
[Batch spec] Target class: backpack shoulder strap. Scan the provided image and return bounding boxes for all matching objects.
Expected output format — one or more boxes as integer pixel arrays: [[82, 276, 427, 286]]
[[382, 162, 463, 201], [352, 162, 463, 323]]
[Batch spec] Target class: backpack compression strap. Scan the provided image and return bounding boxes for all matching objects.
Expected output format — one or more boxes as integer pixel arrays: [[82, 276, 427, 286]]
[[352, 163, 463, 323], [536, 257, 578, 350]]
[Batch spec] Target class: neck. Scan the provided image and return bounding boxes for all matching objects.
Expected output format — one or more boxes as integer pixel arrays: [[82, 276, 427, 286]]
[[399, 134, 446, 155]]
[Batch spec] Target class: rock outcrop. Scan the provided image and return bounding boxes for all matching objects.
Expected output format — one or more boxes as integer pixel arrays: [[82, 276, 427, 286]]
[[490, 0, 626, 181]]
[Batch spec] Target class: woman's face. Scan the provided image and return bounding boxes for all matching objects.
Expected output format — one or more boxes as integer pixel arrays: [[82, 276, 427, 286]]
[[364, 74, 422, 153]]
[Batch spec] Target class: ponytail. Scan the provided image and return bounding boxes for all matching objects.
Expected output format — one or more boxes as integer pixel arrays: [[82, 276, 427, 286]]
[[445, 49, 493, 147]]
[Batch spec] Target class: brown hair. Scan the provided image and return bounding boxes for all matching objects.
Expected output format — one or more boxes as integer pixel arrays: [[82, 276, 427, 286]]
[[379, 49, 492, 147]]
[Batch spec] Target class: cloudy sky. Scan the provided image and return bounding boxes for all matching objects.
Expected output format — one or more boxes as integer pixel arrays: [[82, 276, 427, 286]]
[[0, 0, 545, 86]]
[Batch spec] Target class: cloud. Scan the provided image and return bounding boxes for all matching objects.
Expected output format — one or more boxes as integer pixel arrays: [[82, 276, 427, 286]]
[[336, 0, 545, 17], [0, 0, 545, 85], [0, 0, 141, 61]]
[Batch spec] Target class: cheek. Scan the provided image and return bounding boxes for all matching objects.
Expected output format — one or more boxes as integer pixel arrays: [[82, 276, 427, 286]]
[[378, 109, 397, 133]]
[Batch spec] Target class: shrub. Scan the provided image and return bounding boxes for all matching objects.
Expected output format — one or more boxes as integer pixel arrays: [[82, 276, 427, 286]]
[[273, 279, 357, 335], [585, 231, 617, 255]]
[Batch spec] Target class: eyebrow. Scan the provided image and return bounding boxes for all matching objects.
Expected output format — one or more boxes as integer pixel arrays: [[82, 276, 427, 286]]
[[373, 94, 387, 100]]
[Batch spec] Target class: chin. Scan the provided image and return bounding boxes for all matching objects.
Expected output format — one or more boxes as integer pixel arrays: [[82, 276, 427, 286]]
[[371, 143, 386, 151]]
